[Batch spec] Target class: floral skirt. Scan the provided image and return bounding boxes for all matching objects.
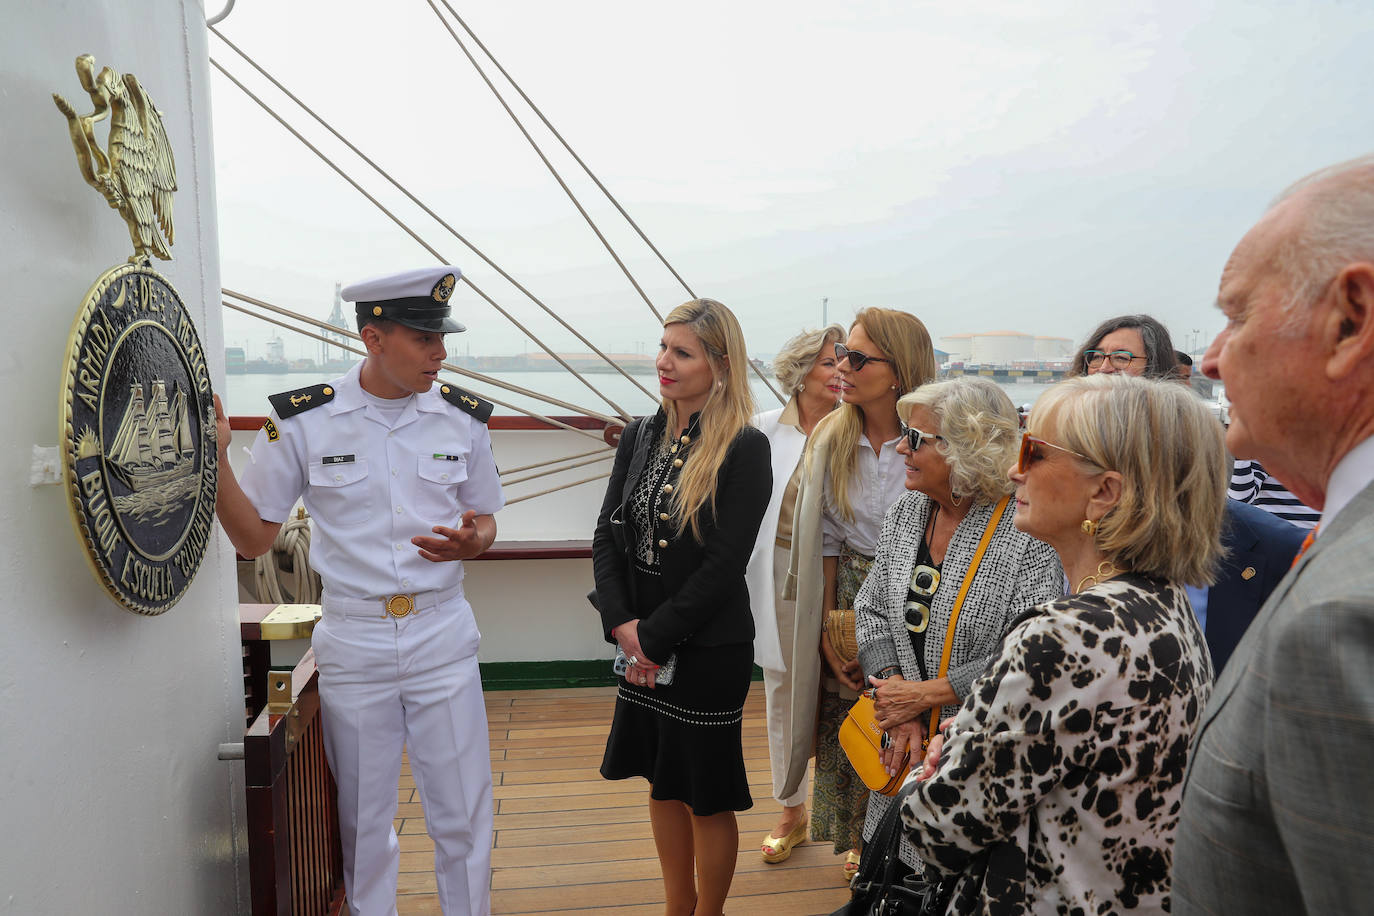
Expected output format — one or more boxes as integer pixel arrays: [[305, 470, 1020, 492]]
[[811, 543, 875, 853]]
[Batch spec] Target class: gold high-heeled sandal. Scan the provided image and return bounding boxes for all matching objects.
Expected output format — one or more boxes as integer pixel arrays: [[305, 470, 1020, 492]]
[[760, 818, 809, 864], [842, 849, 861, 883]]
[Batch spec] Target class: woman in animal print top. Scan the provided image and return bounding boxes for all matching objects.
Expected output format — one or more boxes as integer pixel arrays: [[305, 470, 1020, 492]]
[[901, 375, 1226, 915]]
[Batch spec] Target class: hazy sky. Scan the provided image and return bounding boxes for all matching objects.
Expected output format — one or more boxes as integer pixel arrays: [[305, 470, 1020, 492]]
[[210, 0, 1374, 362]]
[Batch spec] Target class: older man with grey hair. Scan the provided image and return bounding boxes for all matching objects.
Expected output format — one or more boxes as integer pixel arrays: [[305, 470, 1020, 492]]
[[1174, 156, 1374, 914]]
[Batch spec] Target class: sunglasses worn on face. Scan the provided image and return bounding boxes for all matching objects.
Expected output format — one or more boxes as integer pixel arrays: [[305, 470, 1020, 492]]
[[1084, 349, 1146, 370], [900, 421, 943, 452], [834, 342, 892, 371], [904, 564, 941, 634], [1017, 431, 1094, 474]]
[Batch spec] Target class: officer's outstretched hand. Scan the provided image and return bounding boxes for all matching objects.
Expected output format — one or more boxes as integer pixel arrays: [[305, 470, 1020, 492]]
[[414, 509, 487, 562]]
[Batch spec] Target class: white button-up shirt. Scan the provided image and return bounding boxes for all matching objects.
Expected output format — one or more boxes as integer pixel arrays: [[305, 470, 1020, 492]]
[[238, 362, 504, 599], [821, 433, 907, 557]]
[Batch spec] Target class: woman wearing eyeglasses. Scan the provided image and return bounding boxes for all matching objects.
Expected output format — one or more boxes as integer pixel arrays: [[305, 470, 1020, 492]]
[[1069, 314, 1180, 379], [900, 375, 1223, 915], [852, 377, 1062, 876], [781, 307, 936, 880]]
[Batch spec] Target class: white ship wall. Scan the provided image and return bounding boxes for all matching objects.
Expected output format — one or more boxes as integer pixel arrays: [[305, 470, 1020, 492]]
[[1, 4, 247, 913]]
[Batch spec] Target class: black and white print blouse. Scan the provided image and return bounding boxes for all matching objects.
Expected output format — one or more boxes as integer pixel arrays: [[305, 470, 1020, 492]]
[[900, 574, 1214, 916]]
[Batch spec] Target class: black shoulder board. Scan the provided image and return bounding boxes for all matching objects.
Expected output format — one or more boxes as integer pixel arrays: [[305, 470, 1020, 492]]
[[268, 383, 335, 419], [438, 382, 493, 423]]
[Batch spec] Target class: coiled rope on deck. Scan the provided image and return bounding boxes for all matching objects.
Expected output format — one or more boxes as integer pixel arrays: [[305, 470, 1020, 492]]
[[253, 511, 321, 604]]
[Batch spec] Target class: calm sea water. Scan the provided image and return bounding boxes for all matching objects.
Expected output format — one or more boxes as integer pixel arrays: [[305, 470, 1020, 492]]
[[221, 369, 1053, 418]]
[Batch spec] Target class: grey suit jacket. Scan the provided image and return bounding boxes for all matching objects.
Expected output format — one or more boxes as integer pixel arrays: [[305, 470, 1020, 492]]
[[1173, 479, 1374, 915]]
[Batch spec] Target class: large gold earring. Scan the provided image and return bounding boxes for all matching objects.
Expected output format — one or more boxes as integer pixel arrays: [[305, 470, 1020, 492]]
[[1081, 519, 1098, 536]]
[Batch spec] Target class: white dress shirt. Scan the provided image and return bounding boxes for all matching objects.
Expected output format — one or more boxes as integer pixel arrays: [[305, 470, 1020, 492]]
[[821, 433, 907, 557], [238, 362, 505, 599], [1318, 433, 1374, 539]]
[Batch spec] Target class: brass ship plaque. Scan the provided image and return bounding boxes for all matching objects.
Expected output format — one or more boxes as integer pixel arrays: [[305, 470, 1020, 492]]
[[55, 56, 216, 615]]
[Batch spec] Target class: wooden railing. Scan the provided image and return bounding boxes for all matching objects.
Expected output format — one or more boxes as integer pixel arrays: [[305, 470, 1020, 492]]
[[241, 608, 345, 915]]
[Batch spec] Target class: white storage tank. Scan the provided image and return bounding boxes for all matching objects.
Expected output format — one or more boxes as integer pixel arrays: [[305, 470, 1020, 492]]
[[971, 331, 1034, 365]]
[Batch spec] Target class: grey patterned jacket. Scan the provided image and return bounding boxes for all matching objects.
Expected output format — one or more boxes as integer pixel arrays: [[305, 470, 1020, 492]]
[[855, 491, 1063, 865], [855, 491, 1063, 705]]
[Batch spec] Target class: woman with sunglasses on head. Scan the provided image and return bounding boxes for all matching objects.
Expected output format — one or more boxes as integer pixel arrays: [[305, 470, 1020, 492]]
[[900, 374, 1223, 915], [781, 307, 936, 881], [851, 377, 1062, 877], [592, 299, 772, 916], [745, 323, 846, 866]]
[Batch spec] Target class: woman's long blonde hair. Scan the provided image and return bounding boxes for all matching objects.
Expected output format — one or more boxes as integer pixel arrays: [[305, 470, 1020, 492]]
[[807, 307, 936, 521], [661, 299, 756, 541]]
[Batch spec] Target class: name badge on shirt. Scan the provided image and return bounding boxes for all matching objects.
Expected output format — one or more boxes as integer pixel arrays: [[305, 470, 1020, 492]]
[[321, 454, 355, 465]]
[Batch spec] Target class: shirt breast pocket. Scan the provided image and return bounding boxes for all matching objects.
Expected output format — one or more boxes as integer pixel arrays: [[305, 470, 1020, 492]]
[[416, 455, 469, 522], [307, 458, 372, 527]]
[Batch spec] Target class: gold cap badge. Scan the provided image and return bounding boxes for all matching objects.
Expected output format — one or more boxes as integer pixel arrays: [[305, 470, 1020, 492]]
[[432, 273, 456, 302]]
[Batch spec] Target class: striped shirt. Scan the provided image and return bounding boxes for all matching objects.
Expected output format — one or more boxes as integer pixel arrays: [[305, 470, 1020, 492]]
[[1229, 460, 1319, 529]]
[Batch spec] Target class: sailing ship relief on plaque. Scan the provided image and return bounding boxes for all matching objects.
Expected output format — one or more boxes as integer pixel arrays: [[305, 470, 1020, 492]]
[[55, 55, 218, 615]]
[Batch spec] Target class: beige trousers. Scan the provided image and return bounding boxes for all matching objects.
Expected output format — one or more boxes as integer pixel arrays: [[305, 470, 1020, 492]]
[[763, 544, 809, 808]]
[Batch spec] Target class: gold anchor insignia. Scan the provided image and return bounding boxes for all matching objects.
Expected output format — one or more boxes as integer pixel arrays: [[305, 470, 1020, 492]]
[[460, 394, 479, 409], [290, 394, 312, 407], [53, 55, 177, 262]]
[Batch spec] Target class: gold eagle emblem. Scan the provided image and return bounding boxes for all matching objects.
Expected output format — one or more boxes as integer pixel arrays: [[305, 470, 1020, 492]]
[[54, 55, 177, 262]]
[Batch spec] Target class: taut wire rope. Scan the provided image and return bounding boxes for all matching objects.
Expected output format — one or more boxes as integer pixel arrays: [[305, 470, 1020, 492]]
[[505, 472, 610, 506], [222, 288, 621, 424], [420, 1, 785, 405], [209, 25, 656, 412], [418, 0, 662, 323], [432, 0, 695, 301], [222, 295, 613, 444], [208, 54, 638, 422], [498, 445, 611, 476], [500, 452, 615, 487]]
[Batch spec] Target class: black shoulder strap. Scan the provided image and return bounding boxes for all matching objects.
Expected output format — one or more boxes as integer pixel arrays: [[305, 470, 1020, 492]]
[[268, 383, 335, 419], [438, 382, 493, 423]]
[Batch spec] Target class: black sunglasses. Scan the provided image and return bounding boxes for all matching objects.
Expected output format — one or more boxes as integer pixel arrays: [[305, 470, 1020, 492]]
[[899, 421, 943, 452], [834, 342, 892, 371]]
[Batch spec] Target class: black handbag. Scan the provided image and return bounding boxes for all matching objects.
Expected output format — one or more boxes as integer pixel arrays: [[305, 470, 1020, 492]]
[[831, 783, 954, 916]]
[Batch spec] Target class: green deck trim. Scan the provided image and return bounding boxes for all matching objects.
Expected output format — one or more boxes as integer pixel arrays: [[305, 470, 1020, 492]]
[[479, 659, 766, 691]]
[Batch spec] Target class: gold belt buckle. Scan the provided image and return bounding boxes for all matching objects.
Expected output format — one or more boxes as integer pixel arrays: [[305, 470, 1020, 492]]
[[383, 593, 415, 618]]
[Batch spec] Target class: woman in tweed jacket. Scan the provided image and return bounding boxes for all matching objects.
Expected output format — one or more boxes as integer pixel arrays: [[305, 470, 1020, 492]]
[[855, 377, 1062, 870]]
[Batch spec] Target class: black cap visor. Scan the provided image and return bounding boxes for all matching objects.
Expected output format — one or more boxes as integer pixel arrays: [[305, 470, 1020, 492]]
[[357, 297, 466, 334]]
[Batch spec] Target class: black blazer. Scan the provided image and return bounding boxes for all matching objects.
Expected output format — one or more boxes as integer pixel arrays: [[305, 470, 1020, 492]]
[[592, 410, 772, 663], [1205, 498, 1306, 674]]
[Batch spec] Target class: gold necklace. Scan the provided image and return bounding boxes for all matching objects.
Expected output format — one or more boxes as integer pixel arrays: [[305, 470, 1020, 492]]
[[1075, 560, 1121, 594]]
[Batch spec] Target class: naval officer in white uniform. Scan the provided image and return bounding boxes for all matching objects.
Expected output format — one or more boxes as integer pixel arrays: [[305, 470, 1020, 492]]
[[213, 266, 503, 916]]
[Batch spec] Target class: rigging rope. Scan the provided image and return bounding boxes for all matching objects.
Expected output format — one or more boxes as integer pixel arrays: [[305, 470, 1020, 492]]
[[210, 25, 656, 413], [432, 0, 697, 301], [419, 0, 663, 323], [208, 55, 640, 421], [419, 2, 786, 406], [501, 451, 614, 487], [505, 471, 611, 506], [222, 296, 613, 443]]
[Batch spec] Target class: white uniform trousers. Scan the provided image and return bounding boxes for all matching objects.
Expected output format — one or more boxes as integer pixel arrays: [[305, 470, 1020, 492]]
[[314, 583, 493, 916], [763, 544, 809, 808]]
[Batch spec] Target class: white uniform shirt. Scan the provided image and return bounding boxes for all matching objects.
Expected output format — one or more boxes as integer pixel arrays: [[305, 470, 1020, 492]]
[[238, 363, 505, 599], [821, 433, 907, 557]]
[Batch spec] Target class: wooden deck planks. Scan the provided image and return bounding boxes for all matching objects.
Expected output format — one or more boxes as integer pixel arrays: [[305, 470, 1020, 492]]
[[391, 681, 852, 915]]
